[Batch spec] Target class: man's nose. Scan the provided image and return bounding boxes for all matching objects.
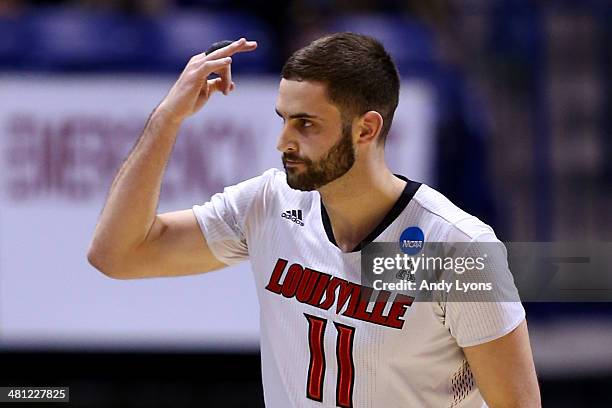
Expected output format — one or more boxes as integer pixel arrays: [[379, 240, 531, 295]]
[[276, 127, 298, 153]]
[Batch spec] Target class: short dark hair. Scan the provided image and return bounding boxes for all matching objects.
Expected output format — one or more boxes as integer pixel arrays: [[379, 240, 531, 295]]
[[281, 32, 400, 144]]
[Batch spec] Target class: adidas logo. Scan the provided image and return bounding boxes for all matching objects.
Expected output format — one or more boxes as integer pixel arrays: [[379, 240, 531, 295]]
[[281, 209, 304, 226]]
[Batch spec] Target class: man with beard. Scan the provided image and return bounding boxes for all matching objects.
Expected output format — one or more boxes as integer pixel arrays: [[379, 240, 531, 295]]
[[88, 34, 540, 407]]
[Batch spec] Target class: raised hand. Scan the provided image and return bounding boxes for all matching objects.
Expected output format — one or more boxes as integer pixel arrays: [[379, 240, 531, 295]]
[[157, 37, 258, 123]]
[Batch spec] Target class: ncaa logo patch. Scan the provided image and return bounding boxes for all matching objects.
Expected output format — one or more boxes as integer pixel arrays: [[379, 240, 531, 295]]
[[399, 226, 424, 255]]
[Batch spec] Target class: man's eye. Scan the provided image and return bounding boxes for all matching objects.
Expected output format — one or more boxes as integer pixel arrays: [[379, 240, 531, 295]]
[[299, 119, 313, 128]]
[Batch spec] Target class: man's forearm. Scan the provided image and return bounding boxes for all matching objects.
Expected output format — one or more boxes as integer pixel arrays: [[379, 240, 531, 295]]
[[88, 107, 181, 270]]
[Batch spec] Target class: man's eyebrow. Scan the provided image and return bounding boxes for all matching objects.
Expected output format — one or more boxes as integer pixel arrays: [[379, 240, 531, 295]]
[[275, 108, 319, 120]]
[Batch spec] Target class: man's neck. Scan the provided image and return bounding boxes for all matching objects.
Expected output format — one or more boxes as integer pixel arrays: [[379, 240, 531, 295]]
[[318, 167, 407, 252]]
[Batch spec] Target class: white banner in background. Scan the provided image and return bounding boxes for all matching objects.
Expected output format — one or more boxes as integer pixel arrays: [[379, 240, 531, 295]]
[[0, 74, 435, 350]]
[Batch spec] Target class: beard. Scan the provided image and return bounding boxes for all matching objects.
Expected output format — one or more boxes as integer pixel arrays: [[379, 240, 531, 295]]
[[282, 122, 355, 191]]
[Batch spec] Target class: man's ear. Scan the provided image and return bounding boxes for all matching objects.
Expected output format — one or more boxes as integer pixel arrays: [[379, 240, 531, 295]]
[[357, 111, 384, 145]]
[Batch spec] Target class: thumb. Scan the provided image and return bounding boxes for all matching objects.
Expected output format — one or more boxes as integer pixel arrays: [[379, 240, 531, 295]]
[[193, 77, 225, 112], [207, 77, 225, 95], [208, 78, 235, 96]]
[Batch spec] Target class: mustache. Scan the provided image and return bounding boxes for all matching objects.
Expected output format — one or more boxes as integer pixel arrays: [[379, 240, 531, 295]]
[[282, 153, 311, 164]]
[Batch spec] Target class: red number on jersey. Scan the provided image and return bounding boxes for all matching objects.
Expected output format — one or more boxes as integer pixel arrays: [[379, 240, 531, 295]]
[[305, 314, 356, 407]]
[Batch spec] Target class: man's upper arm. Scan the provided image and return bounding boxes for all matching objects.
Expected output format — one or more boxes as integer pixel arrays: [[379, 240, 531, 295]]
[[463, 319, 541, 408], [122, 209, 228, 279], [110, 170, 272, 279]]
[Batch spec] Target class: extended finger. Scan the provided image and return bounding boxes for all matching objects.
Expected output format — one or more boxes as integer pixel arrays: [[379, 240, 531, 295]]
[[205, 40, 233, 55], [205, 37, 257, 60], [190, 38, 257, 66], [195, 57, 232, 78]]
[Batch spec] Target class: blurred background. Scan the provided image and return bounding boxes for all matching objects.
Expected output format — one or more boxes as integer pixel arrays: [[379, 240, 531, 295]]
[[0, 0, 611, 406]]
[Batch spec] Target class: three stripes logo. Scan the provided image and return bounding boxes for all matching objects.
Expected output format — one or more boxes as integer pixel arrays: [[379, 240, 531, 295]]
[[281, 209, 305, 226]]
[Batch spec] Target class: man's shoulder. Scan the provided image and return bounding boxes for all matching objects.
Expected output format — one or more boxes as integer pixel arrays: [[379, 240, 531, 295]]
[[411, 184, 496, 242], [249, 168, 310, 197], [243, 167, 284, 185], [229, 168, 315, 211], [260, 167, 285, 181], [227, 168, 284, 195]]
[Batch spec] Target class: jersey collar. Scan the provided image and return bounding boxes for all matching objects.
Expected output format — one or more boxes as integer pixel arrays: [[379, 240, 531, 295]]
[[320, 175, 422, 253]]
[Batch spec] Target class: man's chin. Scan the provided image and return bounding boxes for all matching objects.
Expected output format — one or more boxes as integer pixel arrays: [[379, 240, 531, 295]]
[[284, 167, 354, 192], [286, 177, 317, 191], [285, 171, 321, 191], [288, 184, 315, 192]]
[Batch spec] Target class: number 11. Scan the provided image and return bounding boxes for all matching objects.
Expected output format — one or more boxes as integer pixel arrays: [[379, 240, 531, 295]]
[[305, 314, 356, 408]]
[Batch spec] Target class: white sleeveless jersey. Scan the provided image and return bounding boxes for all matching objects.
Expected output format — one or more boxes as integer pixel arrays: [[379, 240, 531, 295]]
[[193, 168, 524, 408]]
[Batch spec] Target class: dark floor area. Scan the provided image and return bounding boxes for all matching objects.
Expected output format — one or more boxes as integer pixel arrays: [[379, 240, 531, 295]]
[[1, 351, 610, 407]]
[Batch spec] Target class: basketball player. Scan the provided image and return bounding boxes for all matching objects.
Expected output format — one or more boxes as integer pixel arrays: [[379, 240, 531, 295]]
[[88, 34, 540, 407]]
